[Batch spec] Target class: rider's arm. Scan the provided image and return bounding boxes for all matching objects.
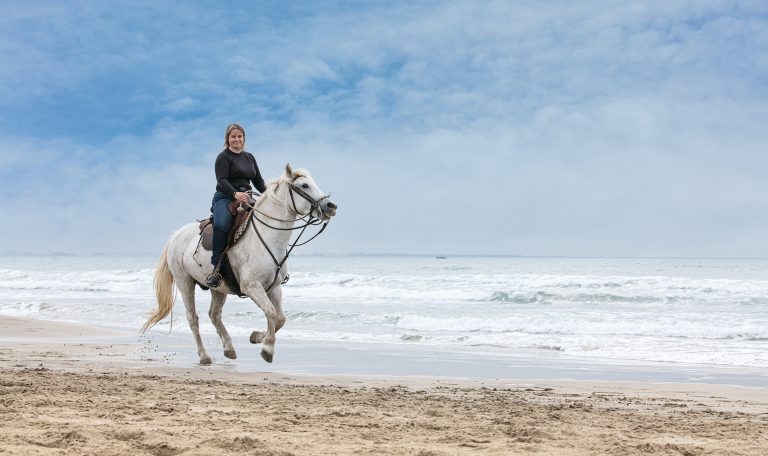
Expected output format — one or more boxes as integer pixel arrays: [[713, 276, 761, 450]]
[[215, 153, 238, 198], [250, 155, 267, 193]]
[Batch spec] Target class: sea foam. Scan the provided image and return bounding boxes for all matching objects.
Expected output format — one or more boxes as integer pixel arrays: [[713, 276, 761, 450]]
[[1, 255, 767, 367]]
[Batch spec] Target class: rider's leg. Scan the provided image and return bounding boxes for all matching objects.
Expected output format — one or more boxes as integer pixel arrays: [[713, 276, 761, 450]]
[[208, 193, 233, 287]]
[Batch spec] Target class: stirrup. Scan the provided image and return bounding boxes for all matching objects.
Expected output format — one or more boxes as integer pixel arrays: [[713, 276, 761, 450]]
[[206, 272, 222, 288]]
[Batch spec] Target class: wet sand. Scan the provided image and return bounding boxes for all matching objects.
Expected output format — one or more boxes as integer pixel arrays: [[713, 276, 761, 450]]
[[1, 316, 767, 455]]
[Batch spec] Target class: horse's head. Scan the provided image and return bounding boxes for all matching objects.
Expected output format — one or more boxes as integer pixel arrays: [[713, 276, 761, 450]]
[[285, 163, 337, 220]]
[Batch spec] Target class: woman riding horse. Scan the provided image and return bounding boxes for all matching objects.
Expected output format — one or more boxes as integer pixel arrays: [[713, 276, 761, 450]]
[[207, 123, 267, 288], [144, 163, 337, 364]]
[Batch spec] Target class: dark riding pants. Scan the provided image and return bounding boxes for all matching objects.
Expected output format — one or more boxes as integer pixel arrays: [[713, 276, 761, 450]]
[[211, 192, 233, 266]]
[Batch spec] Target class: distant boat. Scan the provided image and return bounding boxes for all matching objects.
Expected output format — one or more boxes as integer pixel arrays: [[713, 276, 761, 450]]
[[435, 256, 447, 259]]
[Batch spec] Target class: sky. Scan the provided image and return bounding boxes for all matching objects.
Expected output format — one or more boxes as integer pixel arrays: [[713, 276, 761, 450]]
[[1, 0, 767, 257]]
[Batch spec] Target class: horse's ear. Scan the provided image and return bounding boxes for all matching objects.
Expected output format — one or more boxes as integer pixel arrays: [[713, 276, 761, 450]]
[[285, 163, 293, 178]]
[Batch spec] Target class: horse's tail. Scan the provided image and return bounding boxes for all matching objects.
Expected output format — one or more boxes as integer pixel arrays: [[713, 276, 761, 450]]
[[142, 241, 175, 332]]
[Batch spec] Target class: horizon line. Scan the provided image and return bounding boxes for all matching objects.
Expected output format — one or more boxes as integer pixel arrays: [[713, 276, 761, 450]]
[[1, 251, 767, 261]]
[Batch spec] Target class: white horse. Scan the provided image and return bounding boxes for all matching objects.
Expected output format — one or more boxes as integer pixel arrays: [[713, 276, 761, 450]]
[[142, 164, 337, 364]]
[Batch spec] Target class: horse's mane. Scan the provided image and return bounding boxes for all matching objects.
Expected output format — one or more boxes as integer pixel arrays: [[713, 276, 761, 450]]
[[261, 168, 312, 204]]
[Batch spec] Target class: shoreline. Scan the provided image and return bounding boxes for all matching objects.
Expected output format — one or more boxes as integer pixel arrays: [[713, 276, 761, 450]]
[[2, 316, 768, 455], [3, 315, 767, 387]]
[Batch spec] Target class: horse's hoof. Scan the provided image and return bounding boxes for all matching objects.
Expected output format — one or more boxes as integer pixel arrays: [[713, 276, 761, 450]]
[[199, 356, 212, 365], [260, 350, 273, 363], [249, 331, 264, 344], [224, 350, 237, 359]]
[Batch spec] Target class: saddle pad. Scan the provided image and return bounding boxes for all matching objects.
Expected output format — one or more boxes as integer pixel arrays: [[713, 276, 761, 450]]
[[228, 209, 251, 245]]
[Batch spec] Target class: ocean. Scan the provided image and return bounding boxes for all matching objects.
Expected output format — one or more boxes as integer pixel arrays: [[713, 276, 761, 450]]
[[1, 254, 767, 370]]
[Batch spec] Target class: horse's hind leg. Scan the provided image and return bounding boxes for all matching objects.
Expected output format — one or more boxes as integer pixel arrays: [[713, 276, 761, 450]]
[[209, 290, 236, 359], [178, 278, 212, 365]]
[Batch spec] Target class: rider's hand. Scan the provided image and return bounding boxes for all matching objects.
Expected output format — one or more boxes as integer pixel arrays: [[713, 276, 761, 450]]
[[234, 192, 249, 203]]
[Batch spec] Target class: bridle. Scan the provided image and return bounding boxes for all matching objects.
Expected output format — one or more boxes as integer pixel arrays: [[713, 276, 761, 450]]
[[289, 183, 331, 221], [246, 181, 332, 293]]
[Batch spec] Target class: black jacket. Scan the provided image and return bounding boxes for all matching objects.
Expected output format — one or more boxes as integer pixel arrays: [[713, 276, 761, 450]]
[[214, 149, 267, 197]]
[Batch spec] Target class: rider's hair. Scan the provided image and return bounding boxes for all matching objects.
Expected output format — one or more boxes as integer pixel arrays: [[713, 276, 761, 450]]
[[224, 123, 246, 149]]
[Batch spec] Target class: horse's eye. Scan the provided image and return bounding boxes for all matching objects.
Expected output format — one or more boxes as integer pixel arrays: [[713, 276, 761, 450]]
[[301, 183, 309, 189]]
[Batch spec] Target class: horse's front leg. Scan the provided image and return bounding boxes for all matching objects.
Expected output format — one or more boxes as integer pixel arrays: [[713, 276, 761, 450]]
[[208, 290, 236, 359], [249, 285, 286, 345], [243, 282, 278, 363]]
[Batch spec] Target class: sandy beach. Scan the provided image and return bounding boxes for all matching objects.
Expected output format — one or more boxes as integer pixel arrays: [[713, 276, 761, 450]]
[[1, 316, 767, 455]]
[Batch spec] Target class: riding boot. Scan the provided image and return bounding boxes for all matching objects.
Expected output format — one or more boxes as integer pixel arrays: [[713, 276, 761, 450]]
[[207, 228, 228, 287]]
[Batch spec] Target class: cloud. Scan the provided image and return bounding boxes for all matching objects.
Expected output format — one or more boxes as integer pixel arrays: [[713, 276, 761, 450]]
[[163, 96, 197, 113], [1, 1, 767, 256]]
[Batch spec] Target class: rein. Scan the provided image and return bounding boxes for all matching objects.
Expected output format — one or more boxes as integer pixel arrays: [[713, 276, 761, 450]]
[[247, 183, 331, 293]]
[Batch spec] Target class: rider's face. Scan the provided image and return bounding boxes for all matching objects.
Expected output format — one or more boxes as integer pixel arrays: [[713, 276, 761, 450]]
[[228, 130, 244, 151]]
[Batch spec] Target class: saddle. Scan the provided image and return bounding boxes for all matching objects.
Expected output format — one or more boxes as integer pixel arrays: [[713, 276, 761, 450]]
[[198, 198, 255, 251]]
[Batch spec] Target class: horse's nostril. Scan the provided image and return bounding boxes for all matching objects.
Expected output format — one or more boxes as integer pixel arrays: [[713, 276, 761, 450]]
[[327, 202, 337, 209]]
